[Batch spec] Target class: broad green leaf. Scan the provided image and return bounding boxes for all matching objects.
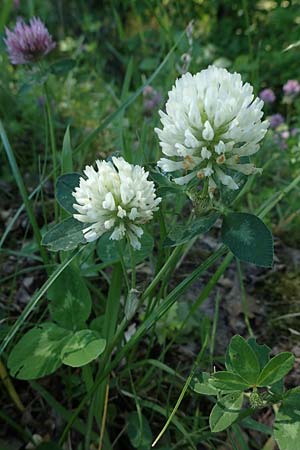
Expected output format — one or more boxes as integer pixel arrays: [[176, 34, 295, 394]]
[[164, 213, 219, 247], [257, 352, 295, 387], [210, 371, 250, 392], [127, 412, 153, 450], [274, 388, 300, 450], [97, 231, 153, 266], [42, 217, 86, 252], [209, 392, 244, 432], [56, 173, 81, 214], [61, 330, 106, 367], [221, 212, 273, 267], [228, 335, 260, 385], [8, 323, 71, 380], [48, 266, 92, 330], [191, 372, 218, 395], [247, 338, 271, 370]]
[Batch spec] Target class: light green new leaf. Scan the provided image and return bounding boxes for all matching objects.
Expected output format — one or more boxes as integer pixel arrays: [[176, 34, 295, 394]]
[[61, 330, 106, 367], [191, 372, 218, 395], [8, 323, 71, 380], [127, 412, 153, 450], [210, 392, 244, 432], [56, 173, 81, 214], [48, 266, 92, 330], [210, 371, 250, 392], [42, 217, 86, 252], [257, 352, 295, 387], [228, 335, 260, 385], [221, 212, 273, 267], [164, 213, 219, 247], [274, 388, 300, 450]]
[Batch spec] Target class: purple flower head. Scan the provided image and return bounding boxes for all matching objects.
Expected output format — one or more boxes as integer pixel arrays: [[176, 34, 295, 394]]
[[143, 85, 154, 97], [269, 113, 285, 129], [283, 80, 300, 96], [281, 130, 290, 140], [4, 17, 56, 65], [143, 85, 162, 116], [259, 88, 276, 104], [291, 128, 300, 137]]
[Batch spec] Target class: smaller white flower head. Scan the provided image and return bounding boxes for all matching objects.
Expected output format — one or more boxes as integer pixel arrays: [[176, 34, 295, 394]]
[[72, 157, 161, 250], [155, 66, 269, 197]]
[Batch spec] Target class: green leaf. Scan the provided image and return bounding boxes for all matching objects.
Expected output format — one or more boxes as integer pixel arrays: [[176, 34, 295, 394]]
[[48, 266, 92, 330], [90, 315, 105, 334], [228, 335, 260, 385], [247, 338, 271, 370], [164, 213, 219, 247], [61, 126, 73, 174], [61, 329, 106, 367], [210, 371, 250, 392], [274, 388, 300, 450], [221, 212, 273, 267], [42, 217, 86, 252], [8, 323, 70, 380], [209, 392, 244, 432], [149, 170, 184, 197], [219, 167, 248, 206], [97, 231, 153, 266], [56, 173, 81, 214], [191, 372, 219, 395], [127, 412, 153, 450], [257, 352, 295, 387]]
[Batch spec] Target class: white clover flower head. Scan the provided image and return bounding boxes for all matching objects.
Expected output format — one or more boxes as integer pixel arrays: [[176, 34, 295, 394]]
[[155, 66, 269, 198], [72, 157, 161, 250]]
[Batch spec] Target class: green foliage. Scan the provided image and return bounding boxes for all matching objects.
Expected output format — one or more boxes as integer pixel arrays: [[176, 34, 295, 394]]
[[257, 353, 295, 387], [97, 231, 154, 266], [60, 329, 106, 367], [247, 338, 271, 370], [7, 266, 106, 378], [49, 59, 76, 76], [42, 217, 87, 251], [221, 212, 274, 267], [191, 335, 296, 436], [2, 1, 300, 447], [150, 170, 184, 197], [274, 388, 300, 450], [209, 392, 244, 433], [191, 372, 218, 396], [8, 323, 106, 379], [210, 371, 250, 392], [164, 213, 219, 247], [228, 335, 260, 384], [56, 173, 81, 214], [48, 266, 92, 330], [127, 412, 153, 450], [8, 323, 71, 380]]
